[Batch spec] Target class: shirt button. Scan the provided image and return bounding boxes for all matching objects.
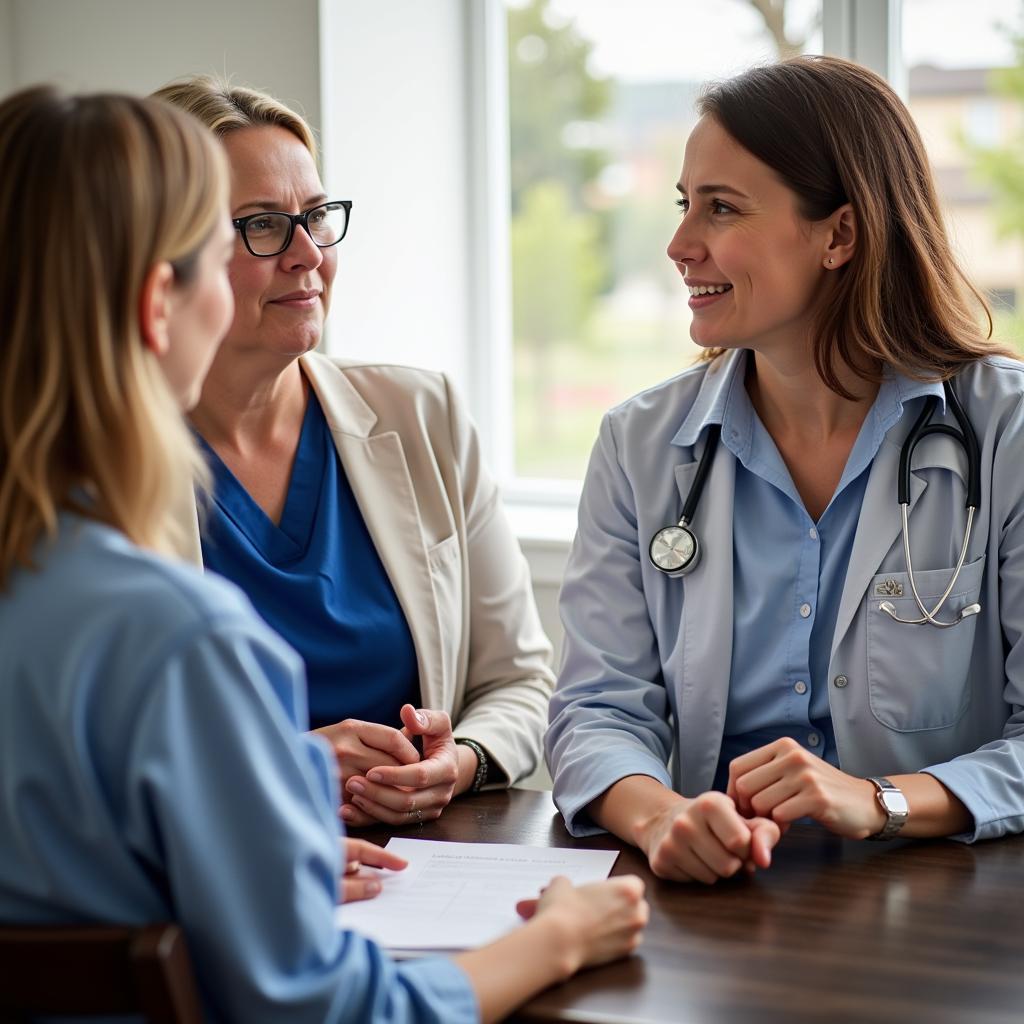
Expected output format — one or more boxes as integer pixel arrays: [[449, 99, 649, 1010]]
[[834, 674, 849, 688], [799, 603, 812, 618], [794, 680, 807, 695], [808, 732, 820, 747], [809, 527, 818, 540]]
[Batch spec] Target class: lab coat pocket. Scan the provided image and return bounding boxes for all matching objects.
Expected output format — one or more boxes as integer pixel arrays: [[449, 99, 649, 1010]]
[[866, 554, 986, 732]]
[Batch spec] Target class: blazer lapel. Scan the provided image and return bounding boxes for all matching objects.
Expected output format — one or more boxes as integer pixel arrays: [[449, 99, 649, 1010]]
[[676, 442, 735, 795], [333, 432, 447, 709], [302, 355, 447, 712]]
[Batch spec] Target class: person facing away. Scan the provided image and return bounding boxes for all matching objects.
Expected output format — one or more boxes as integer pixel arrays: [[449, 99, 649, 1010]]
[[151, 74, 555, 830], [548, 55, 1024, 883], [0, 84, 647, 1023]]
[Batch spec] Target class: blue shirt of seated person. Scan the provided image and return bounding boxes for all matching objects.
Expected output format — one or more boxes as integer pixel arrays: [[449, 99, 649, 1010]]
[[0, 515, 477, 1024]]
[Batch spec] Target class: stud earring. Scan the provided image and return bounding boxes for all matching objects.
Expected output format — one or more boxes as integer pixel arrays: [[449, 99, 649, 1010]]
[[826, 257, 835, 266]]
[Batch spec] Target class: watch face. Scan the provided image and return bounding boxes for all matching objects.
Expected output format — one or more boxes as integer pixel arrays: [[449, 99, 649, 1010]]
[[880, 790, 909, 817]]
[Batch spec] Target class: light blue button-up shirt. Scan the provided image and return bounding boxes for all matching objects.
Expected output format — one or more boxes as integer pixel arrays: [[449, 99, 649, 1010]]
[[684, 356, 946, 786], [691, 353, 945, 789], [0, 516, 478, 1024]]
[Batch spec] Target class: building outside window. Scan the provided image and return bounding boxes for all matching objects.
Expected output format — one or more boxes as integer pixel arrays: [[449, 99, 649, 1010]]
[[903, 0, 1024, 353]]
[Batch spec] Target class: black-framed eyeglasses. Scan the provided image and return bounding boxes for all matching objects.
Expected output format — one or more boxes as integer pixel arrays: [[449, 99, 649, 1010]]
[[232, 200, 352, 257]]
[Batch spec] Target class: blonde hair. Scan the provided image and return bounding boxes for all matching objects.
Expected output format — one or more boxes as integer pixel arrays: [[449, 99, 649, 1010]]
[[0, 86, 228, 588], [153, 74, 317, 159]]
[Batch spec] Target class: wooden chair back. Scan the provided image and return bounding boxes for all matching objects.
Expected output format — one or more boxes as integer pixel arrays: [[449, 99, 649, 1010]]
[[0, 923, 203, 1022]]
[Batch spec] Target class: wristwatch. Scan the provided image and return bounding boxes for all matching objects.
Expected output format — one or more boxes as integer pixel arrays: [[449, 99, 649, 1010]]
[[865, 776, 909, 840]]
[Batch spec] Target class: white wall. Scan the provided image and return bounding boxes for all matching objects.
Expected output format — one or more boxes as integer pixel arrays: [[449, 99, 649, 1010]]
[[0, 1, 12, 96], [318, 0, 472, 394], [0, 0, 320, 130]]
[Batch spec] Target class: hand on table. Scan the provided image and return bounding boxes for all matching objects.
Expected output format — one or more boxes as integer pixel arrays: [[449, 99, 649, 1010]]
[[343, 705, 459, 827], [516, 875, 649, 971], [340, 837, 408, 902], [313, 717, 421, 789], [638, 791, 783, 884], [727, 737, 884, 839]]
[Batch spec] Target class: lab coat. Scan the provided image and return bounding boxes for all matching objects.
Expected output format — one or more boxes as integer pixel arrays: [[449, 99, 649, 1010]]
[[547, 350, 1024, 842]]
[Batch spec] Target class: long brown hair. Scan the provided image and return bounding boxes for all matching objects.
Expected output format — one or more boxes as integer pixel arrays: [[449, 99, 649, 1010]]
[[0, 86, 227, 588], [696, 55, 1016, 396]]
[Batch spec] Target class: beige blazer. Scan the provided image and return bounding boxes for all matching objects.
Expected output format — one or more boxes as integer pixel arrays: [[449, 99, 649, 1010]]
[[180, 353, 555, 784]]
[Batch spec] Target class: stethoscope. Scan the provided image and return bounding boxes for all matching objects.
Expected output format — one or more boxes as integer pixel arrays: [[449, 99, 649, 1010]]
[[649, 379, 982, 629]]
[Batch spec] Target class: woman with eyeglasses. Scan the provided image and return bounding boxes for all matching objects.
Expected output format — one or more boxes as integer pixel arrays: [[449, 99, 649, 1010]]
[[0, 84, 646, 1024], [154, 77, 553, 829]]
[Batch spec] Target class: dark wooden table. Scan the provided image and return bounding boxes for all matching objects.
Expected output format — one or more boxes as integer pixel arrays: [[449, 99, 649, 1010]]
[[361, 788, 1024, 1024]]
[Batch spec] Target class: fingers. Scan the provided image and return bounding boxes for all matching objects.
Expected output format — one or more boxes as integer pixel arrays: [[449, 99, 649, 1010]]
[[579, 875, 649, 966], [345, 837, 409, 872], [358, 722, 422, 762], [746, 817, 783, 870], [727, 744, 778, 812], [341, 873, 383, 902], [339, 838, 407, 901], [730, 738, 807, 815], [399, 704, 453, 738], [650, 793, 749, 883], [742, 775, 803, 821], [340, 803, 377, 828], [365, 755, 458, 790], [346, 777, 454, 825], [529, 875, 571, 912]]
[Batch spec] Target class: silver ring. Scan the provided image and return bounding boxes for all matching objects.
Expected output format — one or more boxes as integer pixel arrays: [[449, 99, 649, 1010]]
[[408, 807, 423, 824]]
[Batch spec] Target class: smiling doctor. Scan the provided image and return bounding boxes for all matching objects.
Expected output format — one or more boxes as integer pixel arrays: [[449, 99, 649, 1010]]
[[547, 56, 1024, 884]]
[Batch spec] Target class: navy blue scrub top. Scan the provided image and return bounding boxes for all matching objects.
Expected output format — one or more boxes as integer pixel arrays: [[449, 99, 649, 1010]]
[[197, 393, 419, 731]]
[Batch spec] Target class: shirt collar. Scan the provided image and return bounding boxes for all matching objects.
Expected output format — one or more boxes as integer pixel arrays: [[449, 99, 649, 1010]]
[[670, 348, 946, 451], [670, 349, 746, 448]]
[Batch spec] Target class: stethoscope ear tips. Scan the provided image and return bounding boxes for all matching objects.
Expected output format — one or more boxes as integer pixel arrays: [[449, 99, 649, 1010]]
[[878, 598, 981, 626]]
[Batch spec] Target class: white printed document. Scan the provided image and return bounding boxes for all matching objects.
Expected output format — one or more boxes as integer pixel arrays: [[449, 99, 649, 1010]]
[[337, 838, 619, 954]]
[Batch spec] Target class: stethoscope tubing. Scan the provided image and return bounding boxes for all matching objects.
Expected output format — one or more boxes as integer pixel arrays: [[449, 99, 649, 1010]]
[[649, 377, 983, 628]]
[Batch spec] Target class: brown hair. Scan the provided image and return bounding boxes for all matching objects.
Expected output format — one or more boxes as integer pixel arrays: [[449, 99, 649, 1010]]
[[153, 74, 317, 159], [696, 55, 1016, 395], [0, 86, 227, 588]]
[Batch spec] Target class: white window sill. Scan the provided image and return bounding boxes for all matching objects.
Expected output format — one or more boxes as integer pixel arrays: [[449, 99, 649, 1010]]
[[504, 494, 578, 586]]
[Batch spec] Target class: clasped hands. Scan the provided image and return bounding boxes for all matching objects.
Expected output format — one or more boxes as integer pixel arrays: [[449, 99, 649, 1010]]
[[641, 738, 884, 885], [315, 703, 460, 828]]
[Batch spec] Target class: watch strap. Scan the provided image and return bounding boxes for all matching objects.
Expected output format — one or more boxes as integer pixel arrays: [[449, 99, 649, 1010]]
[[455, 737, 489, 793]]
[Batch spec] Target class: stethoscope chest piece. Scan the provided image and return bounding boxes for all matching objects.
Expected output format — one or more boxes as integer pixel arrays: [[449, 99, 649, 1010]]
[[649, 424, 720, 579], [650, 523, 700, 577]]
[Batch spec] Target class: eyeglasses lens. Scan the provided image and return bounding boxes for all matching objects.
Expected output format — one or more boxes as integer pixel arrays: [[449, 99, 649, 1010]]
[[307, 203, 347, 247], [245, 214, 292, 257]]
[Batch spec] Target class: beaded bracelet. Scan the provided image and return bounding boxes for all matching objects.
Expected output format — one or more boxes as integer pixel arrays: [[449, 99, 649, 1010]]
[[455, 737, 490, 793]]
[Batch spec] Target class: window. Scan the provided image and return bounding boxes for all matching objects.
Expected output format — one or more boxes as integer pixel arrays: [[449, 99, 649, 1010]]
[[480, 1, 1022, 500], [503, 0, 822, 483], [901, 0, 1024, 350]]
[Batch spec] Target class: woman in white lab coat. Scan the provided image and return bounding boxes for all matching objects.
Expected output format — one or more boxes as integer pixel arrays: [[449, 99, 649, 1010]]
[[548, 56, 1024, 884]]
